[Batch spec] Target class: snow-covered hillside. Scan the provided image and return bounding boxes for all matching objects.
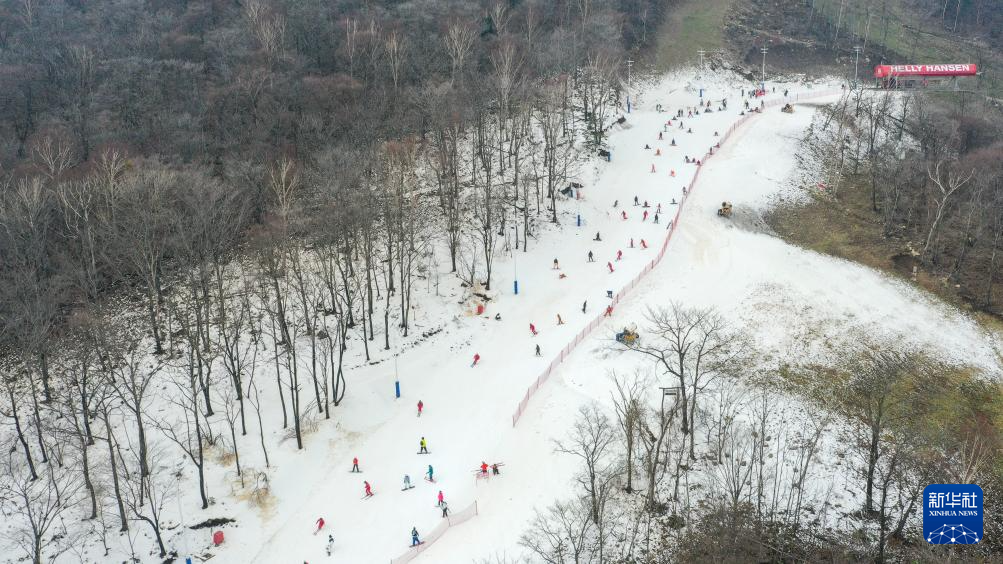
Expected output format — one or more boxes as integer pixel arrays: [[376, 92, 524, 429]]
[[5, 68, 998, 564]]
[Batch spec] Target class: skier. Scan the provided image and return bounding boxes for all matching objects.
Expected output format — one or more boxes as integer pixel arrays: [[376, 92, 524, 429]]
[[643, 210, 649, 222], [426, 464, 434, 481], [419, 437, 428, 454], [480, 461, 489, 475], [403, 475, 412, 490], [471, 353, 480, 367], [630, 238, 634, 248], [581, 301, 587, 314], [315, 517, 326, 534], [654, 214, 660, 224], [687, 128, 692, 134], [351, 457, 360, 473], [616, 250, 623, 261], [671, 138, 676, 146], [417, 400, 423, 417], [658, 132, 663, 140], [411, 527, 421, 547], [621, 211, 627, 220], [633, 196, 639, 206], [441, 501, 450, 518], [492, 463, 500, 475], [364, 481, 373, 497], [587, 250, 594, 262], [657, 203, 662, 213], [552, 258, 560, 269], [607, 262, 614, 273], [714, 131, 719, 136], [530, 323, 538, 336], [594, 232, 602, 241], [641, 239, 648, 249], [557, 314, 564, 325], [643, 201, 649, 208], [535, 344, 541, 357], [613, 199, 618, 208], [437, 490, 446, 504], [671, 198, 677, 205], [604, 305, 613, 317], [326, 534, 335, 556]]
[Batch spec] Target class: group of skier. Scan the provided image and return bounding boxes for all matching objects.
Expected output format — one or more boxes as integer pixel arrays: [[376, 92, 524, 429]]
[[321, 83, 772, 557]]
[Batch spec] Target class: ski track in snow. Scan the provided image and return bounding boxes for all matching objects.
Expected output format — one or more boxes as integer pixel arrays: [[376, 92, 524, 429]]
[[193, 72, 1000, 564]]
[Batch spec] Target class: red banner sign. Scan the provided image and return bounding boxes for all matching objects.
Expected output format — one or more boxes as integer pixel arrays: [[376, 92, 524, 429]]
[[873, 64, 977, 78]]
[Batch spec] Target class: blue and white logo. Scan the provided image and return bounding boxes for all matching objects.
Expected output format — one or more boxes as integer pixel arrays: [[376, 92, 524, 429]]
[[923, 484, 983, 545]]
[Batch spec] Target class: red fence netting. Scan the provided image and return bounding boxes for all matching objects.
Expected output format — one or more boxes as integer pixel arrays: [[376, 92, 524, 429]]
[[510, 89, 840, 427]]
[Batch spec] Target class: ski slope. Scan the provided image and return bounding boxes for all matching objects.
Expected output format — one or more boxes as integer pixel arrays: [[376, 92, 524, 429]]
[[214, 72, 828, 564], [215, 71, 1000, 564]]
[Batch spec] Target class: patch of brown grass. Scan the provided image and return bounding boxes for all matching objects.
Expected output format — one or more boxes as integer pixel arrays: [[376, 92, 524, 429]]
[[766, 179, 1001, 330]]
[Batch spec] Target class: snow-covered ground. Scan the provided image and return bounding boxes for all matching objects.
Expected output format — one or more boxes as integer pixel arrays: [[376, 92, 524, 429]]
[[222, 69, 819, 564], [234, 72, 997, 563], [19, 70, 998, 564]]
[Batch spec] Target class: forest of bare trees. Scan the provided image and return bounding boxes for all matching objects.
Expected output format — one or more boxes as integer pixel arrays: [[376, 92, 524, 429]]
[[0, 1, 666, 560], [517, 304, 1003, 563], [796, 89, 1003, 315]]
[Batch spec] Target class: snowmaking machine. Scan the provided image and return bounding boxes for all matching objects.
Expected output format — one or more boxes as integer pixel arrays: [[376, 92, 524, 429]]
[[717, 201, 733, 218]]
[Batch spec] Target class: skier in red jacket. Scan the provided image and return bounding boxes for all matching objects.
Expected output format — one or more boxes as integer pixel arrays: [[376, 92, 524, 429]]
[[351, 457, 360, 472], [364, 481, 373, 497], [417, 400, 423, 417], [616, 250, 623, 261], [315, 517, 325, 534], [607, 262, 614, 273], [529, 323, 538, 336], [480, 461, 489, 475], [471, 353, 480, 367]]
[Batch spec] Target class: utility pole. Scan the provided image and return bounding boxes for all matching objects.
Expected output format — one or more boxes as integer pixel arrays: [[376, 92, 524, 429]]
[[853, 45, 862, 89], [697, 49, 706, 71], [760, 46, 768, 91]]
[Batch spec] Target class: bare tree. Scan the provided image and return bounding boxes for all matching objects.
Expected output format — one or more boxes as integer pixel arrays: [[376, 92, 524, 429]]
[[445, 20, 475, 87], [121, 451, 170, 558], [519, 496, 594, 564], [924, 160, 974, 255], [611, 372, 646, 493], [555, 403, 617, 525], [0, 454, 80, 564], [624, 304, 747, 461]]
